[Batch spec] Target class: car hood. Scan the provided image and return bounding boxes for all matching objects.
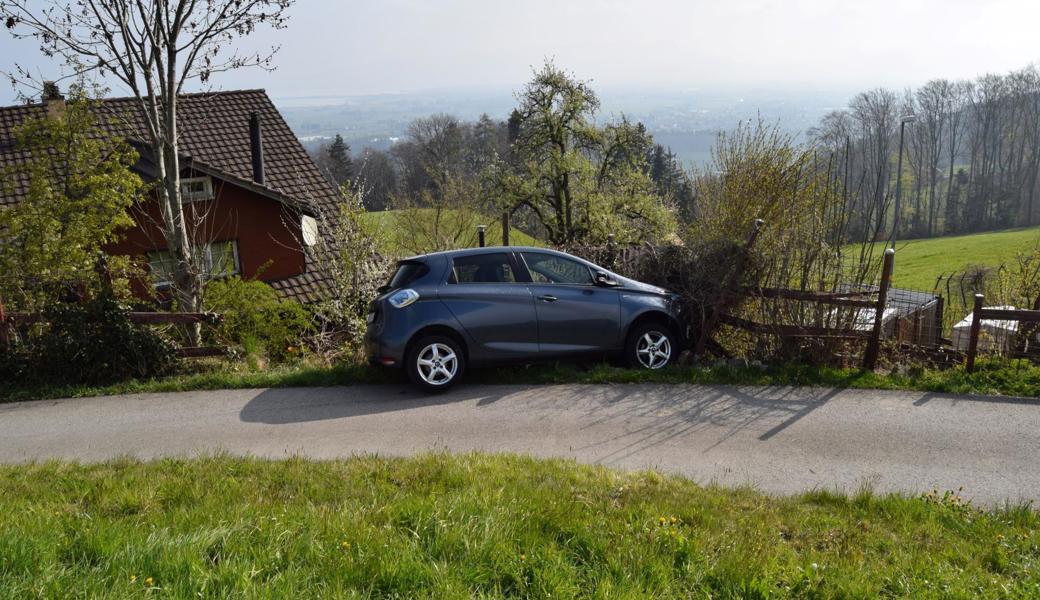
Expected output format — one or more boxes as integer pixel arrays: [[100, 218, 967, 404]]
[[616, 275, 671, 296]]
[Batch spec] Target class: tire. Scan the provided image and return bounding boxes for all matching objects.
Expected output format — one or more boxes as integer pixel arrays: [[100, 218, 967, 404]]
[[625, 322, 677, 370], [406, 335, 466, 392]]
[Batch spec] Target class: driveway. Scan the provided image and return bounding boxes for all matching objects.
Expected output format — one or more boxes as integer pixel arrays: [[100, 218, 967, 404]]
[[1, 383, 1038, 506]]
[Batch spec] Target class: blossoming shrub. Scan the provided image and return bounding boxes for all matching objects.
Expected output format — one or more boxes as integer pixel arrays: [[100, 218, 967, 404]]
[[202, 277, 314, 364]]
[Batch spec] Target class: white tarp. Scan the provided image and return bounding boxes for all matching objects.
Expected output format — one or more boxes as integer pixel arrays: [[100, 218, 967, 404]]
[[951, 306, 1019, 352], [829, 307, 898, 331]]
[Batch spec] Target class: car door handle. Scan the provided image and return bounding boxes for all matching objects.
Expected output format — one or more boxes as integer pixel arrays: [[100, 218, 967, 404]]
[[537, 294, 558, 302]]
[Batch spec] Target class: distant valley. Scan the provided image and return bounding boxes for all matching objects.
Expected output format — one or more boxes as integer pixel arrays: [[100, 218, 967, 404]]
[[274, 86, 855, 169]]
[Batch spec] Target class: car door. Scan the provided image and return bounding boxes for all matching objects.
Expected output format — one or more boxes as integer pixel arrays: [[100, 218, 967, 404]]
[[519, 251, 621, 355], [437, 251, 540, 360]]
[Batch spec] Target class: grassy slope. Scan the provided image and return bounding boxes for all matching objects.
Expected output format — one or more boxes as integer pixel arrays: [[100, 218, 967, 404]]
[[852, 226, 1040, 291], [1, 454, 1036, 598], [360, 209, 541, 255]]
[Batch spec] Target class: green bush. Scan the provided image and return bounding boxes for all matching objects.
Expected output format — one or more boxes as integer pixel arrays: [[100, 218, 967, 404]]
[[0, 344, 31, 384], [203, 277, 314, 363], [32, 293, 176, 386]]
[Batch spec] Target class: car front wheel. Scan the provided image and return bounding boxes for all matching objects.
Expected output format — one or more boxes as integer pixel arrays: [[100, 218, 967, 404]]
[[625, 323, 677, 370], [406, 335, 465, 392]]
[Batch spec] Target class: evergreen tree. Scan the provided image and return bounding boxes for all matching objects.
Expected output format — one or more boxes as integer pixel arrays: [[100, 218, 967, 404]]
[[325, 134, 354, 187]]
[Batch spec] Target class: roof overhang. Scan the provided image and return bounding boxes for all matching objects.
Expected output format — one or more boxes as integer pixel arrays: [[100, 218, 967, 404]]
[[127, 139, 319, 218]]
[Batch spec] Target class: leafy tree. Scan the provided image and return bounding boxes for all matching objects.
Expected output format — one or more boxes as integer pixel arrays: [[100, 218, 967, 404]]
[[495, 61, 675, 245], [0, 84, 143, 310]]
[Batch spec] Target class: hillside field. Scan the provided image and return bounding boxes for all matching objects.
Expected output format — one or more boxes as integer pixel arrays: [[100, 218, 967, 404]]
[[851, 226, 1040, 291], [360, 209, 541, 256]]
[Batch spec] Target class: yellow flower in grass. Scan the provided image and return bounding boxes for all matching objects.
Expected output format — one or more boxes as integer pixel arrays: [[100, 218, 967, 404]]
[[341, 540, 351, 550], [144, 576, 154, 587], [658, 516, 666, 525], [129, 575, 137, 584]]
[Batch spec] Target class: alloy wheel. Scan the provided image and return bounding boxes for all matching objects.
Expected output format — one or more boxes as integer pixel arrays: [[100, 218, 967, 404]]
[[636, 331, 672, 369], [416, 342, 459, 385]]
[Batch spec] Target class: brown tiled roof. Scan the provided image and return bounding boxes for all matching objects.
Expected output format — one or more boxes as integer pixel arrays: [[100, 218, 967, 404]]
[[1, 89, 340, 216], [267, 271, 330, 304], [0, 89, 340, 302]]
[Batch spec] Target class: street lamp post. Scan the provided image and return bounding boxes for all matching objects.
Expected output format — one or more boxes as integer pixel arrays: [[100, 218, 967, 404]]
[[891, 114, 917, 252]]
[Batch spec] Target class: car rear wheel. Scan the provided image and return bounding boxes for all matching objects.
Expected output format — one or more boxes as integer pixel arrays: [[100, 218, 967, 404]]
[[406, 335, 465, 392], [625, 323, 677, 370]]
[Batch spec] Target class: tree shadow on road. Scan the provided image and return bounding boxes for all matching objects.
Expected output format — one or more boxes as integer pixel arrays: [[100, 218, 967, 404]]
[[238, 384, 522, 424], [238, 382, 862, 466]]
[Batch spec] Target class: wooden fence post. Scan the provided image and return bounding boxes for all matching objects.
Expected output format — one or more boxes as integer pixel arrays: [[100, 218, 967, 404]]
[[0, 294, 8, 351], [863, 247, 895, 370], [965, 293, 984, 374], [501, 211, 510, 246]]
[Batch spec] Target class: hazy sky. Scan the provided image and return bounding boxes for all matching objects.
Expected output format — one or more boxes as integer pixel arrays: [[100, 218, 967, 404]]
[[1, 0, 1037, 104]]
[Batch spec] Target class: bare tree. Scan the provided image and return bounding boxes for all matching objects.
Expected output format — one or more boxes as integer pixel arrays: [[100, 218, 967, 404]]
[[2, 0, 293, 326], [849, 88, 897, 240]]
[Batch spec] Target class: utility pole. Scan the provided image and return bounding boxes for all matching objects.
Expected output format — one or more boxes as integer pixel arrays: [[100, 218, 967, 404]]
[[891, 114, 917, 253]]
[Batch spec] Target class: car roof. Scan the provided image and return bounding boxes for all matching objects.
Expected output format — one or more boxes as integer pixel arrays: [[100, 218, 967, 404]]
[[402, 246, 573, 262]]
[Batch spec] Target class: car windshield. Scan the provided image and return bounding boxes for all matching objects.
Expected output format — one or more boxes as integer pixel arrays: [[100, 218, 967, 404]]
[[387, 260, 428, 290]]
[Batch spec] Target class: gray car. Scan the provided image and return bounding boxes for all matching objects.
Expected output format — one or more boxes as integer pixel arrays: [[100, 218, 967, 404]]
[[365, 247, 683, 391]]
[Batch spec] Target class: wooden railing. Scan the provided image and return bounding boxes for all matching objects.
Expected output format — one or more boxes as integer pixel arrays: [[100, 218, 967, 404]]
[[1, 309, 225, 359], [718, 248, 895, 370], [964, 294, 1040, 373]]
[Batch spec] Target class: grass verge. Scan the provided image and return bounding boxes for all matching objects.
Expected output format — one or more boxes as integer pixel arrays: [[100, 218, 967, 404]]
[[0, 453, 1036, 598], [3, 358, 1040, 403]]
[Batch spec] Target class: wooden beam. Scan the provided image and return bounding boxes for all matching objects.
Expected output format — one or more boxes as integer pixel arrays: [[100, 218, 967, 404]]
[[739, 287, 878, 308], [7, 311, 221, 325], [720, 314, 871, 339], [966, 294, 985, 374], [977, 308, 1040, 322], [175, 346, 227, 358], [863, 248, 895, 370], [128, 312, 222, 325]]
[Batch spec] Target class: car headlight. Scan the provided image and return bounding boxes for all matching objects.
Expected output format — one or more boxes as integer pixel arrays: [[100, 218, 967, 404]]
[[388, 288, 420, 308]]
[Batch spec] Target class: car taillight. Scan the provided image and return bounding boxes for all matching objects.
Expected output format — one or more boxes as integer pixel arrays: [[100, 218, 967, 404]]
[[388, 288, 419, 308]]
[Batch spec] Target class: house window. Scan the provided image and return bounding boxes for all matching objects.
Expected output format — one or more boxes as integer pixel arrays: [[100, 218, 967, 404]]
[[147, 240, 240, 287], [180, 176, 214, 201]]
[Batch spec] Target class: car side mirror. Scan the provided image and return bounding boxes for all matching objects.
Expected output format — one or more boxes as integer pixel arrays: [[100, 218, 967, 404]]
[[595, 272, 618, 287]]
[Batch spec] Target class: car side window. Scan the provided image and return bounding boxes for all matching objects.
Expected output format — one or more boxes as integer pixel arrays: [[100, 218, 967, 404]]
[[450, 253, 517, 284], [521, 253, 593, 285]]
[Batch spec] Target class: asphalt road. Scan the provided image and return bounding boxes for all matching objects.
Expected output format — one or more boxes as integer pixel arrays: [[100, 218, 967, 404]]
[[1, 383, 1038, 505]]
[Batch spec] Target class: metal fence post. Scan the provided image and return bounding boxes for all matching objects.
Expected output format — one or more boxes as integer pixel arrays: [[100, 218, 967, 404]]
[[501, 211, 510, 246], [966, 293, 984, 374], [863, 247, 895, 370], [477, 225, 486, 248]]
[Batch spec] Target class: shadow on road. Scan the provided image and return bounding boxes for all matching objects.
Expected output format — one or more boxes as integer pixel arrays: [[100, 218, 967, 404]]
[[238, 384, 519, 424], [239, 383, 856, 459]]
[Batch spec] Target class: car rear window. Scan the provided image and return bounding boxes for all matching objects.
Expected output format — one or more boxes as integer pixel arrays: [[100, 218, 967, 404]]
[[387, 260, 429, 290]]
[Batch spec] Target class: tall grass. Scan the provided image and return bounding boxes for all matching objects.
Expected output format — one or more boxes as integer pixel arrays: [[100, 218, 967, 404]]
[[0, 453, 1036, 598]]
